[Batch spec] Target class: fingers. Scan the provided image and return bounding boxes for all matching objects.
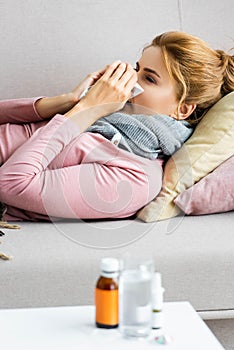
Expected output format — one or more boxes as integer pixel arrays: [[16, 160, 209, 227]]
[[101, 60, 122, 80], [110, 62, 128, 81], [101, 61, 137, 87], [91, 65, 108, 80], [94, 60, 136, 84], [119, 63, 137, 87], [86, 61, 123, 88], [86, 68, 106, 84]]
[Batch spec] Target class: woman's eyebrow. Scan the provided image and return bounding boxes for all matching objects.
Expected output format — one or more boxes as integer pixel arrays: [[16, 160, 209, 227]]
[[136, 62, 161, 79], [144, 67, 161, 79]]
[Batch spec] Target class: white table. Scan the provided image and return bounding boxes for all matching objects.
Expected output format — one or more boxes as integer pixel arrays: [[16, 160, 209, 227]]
[[0, 302, 224, 350]]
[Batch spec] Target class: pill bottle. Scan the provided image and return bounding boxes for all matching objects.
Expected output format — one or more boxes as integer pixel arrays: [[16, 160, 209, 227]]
[[95, 257, 119, 328], [151, 272, 165, 329]]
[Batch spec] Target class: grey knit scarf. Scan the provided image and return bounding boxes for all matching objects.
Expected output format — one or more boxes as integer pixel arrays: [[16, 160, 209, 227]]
[[86, 111, 193, 160]]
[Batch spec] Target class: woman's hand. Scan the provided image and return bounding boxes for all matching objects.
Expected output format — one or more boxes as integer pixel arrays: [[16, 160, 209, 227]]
[[64, 61, 137, 133], [69, 66, 107, 102], [78, 61, 138, 115], [36, 61, 137, 122], [35, 66, 106, 120]]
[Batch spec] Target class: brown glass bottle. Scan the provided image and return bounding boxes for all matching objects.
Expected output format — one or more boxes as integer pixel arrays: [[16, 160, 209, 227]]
[[95, 258, 119, 328]]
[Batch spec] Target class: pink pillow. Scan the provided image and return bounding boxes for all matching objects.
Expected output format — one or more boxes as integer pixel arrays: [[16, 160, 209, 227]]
[[174, 155, 234, 215]]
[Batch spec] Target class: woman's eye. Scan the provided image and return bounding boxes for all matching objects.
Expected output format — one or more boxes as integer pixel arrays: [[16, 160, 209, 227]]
[[145, 75, 156, 83]]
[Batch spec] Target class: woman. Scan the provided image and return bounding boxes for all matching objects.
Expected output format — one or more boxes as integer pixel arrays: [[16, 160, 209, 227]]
[[0, 31, 233, 222]]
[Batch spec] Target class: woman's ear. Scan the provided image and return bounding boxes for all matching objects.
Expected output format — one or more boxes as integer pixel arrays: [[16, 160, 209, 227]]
[[176, 103, 197, 120]]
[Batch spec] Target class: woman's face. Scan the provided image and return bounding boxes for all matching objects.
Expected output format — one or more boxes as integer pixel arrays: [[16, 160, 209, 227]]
[[130, 45, 179, 117]]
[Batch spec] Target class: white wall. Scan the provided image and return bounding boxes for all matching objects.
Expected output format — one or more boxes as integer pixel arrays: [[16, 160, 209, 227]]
[[0, 0, 233, 99]]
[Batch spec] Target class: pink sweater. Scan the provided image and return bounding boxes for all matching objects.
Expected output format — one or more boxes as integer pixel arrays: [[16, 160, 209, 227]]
[[0, 98, 162, 221]]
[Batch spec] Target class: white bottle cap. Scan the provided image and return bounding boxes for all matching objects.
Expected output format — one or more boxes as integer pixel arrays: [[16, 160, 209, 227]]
[[100, 258, 119, 278]]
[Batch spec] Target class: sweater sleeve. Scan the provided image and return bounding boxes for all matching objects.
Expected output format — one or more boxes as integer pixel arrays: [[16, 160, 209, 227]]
[[0, 115, 82, 218], [0, 97, 44, 124]]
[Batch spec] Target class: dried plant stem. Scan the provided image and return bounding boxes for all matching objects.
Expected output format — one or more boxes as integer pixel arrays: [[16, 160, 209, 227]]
[[0, 221, 21, 229], [0, 252, 13, 260]]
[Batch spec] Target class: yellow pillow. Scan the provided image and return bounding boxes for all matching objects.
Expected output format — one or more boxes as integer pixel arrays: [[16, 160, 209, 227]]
[[137, 91, 234, 222]]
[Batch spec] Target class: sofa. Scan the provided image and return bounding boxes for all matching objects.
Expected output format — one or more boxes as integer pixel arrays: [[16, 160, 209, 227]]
[[0, 0, 234, 348], [0, 212, 234, 318]]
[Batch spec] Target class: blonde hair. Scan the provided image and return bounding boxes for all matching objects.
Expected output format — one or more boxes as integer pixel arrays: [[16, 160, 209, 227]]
[[149, 31, 234, 123]]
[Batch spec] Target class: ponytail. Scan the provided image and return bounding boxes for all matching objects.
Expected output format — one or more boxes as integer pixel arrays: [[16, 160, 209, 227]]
[[216, 49, 234, 96]]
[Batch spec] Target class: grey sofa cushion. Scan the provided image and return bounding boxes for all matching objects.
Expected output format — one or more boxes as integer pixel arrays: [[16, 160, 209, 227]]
[[0, 212, 233, 312]]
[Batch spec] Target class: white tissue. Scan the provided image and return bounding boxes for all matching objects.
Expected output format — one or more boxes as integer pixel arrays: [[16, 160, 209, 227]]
[[79, 82, 144, 100], [130, 82, 144, 98]]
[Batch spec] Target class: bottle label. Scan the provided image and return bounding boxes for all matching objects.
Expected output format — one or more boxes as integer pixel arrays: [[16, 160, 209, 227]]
[[95, 288, 118, 325]]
